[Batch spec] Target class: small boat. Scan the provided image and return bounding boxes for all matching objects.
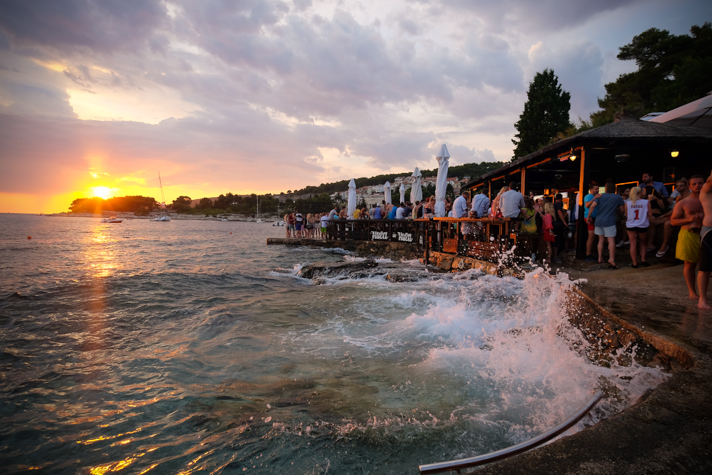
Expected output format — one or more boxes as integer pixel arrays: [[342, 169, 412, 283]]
[[273, 220, 285, 226], [154, 172, 171, 222], [101, 217, 122, 223]]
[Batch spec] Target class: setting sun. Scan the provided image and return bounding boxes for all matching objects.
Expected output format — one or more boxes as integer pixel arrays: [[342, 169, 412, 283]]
[[91, 186, 114, 199]]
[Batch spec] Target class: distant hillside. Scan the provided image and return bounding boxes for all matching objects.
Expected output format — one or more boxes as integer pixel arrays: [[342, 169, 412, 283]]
[[291, 161, 504, 195]]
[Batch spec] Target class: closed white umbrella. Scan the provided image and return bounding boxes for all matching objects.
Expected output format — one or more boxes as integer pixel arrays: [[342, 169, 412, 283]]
[[347, 178, 357, 218], [434, 144, 450, 217], [411, 167, 423, 203], [399, 184, 406, 204], [384, 181, 392, 205]]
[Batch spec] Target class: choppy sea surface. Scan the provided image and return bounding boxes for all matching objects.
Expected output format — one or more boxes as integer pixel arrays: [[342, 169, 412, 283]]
[[0, 214, 667, 474]]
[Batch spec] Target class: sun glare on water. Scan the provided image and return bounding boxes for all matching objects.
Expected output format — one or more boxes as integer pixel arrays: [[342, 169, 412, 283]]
[[91, 186, 114, 199]]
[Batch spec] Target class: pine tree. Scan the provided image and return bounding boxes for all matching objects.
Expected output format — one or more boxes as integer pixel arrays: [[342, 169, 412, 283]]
[[512, 69, 571, 160]]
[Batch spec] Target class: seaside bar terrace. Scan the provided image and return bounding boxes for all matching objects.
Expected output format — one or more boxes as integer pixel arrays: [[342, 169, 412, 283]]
[[464, 118, 712, 259]]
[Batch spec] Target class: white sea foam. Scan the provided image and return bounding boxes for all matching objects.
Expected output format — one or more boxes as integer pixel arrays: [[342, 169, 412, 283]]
[[286, 261, 669, 445]]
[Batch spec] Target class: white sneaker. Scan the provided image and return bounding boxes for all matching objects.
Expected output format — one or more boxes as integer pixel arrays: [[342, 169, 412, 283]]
[[615, 240, 629, 248]]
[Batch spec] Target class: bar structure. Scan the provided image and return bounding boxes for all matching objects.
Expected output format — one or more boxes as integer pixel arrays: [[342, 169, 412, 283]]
[[463, 118, 712, 259]]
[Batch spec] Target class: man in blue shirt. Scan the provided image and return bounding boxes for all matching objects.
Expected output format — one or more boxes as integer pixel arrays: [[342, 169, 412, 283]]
[[589, 182, 625, 269], [453, 191, 470, 218], [471, 191, 490, 218], [640, 172, 669, 203]]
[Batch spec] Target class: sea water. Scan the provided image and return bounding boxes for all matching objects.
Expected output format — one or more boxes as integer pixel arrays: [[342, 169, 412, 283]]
[[0, 214, 667, 474]]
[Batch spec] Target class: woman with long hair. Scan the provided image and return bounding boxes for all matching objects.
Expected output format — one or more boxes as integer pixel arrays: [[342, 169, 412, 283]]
[[625, 187, 652, 268], [491, 186, 508, 218]]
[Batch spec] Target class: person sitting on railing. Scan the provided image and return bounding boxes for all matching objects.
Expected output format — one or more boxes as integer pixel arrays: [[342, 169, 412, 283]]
[[499, 182, 525, 219], [396, 202, 406, 219], [388, 203, 398, 219], [374, 202, 383, 219], [453, 190, 470, 219], [403, 202, 413, 218], [644, 185, 672, 254], [328, 205, 338, 220], [352, 207, 360, 219], [361, 207, 369, 219], [490, 186, 508, 218], [471, 190, 490, 218], [414, 200, 423, 218], [423, 196, 434, 218], [369, 204, 376, 219]]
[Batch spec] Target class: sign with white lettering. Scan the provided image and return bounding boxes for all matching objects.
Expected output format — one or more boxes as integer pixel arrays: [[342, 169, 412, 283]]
[[397, 232, 414, 243], [371, 231, 389, 240]]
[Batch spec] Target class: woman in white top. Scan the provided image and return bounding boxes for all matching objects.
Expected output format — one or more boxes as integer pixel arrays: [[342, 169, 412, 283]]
[[625, 186, 653, 268]]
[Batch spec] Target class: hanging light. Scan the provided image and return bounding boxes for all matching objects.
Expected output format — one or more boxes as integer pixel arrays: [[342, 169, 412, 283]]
[[614, 154, 630, 163], [671, 150, 679, 158], [570, 151, 577, 161]]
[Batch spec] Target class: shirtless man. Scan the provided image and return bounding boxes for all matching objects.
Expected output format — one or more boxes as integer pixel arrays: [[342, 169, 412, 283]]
[[698, 171, 712, 310], [670, 175, 705, 300]]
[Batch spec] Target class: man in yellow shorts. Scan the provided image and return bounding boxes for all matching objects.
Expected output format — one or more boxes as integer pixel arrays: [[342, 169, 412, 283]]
[[671, 175, 705, 300]]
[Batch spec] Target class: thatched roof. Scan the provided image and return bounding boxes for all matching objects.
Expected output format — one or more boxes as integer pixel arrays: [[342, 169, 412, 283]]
[[465, 119, 712, 187]]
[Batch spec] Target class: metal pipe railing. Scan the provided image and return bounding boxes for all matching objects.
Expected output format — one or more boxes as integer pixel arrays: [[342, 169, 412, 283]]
[[418, 391, 604, 474]]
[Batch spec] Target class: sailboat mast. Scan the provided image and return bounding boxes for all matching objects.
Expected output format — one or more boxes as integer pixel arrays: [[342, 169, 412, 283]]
[[158, 172, 166, 205]]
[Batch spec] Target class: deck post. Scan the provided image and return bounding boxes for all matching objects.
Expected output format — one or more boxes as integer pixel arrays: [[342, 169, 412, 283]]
[[575, 146, 589, 260], [521, 168, 526, 196]]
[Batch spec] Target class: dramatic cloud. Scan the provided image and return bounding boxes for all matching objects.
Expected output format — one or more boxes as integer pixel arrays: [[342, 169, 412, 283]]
[[0, 0, 709, 212]]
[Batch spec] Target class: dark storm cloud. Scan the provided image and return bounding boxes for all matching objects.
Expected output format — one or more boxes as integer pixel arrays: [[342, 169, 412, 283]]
[[0, 0, 168, 53], [425, 0, 642, 32]]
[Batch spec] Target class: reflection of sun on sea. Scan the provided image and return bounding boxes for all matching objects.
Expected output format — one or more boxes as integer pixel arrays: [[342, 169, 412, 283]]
[[86, 226, 119, 278]]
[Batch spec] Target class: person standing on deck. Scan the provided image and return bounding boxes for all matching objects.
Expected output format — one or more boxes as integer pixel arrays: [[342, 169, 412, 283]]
[[670, 175, 705, 301], [699, 171, 712, 310], [584, 182, 600, 261], [588, 182, 625, 269]]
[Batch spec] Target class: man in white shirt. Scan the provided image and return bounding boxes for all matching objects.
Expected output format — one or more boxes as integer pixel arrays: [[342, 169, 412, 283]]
[[395, 203, 405, 219], [453, 191, 470, 219]]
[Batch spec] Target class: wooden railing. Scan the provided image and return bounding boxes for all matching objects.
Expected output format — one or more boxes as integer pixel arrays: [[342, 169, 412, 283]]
[[325, 217, 536, 264]]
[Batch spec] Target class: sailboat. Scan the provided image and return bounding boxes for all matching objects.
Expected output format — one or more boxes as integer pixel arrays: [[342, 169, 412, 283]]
[[255, 196, 264, 223], [154, 172, 171, 222]]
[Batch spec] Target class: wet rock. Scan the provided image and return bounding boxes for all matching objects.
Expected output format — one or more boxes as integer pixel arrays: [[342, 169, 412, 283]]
[[298, 259, 377, 279]]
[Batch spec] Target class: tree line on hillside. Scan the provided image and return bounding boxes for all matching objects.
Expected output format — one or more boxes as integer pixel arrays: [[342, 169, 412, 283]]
[[291, 161, 503, 196], [171, 192, 336, 216], [512, 22, 711, 160], [69, 196, 157, 214]]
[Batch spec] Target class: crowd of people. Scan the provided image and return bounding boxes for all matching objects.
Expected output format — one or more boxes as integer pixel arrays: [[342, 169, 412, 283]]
[[280, 170, 712, 309], [282, 196, 449, 240], [457, 170, 712, 310]]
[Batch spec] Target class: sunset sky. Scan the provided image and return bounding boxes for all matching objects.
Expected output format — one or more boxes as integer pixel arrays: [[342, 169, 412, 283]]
[[0, 0, 709, 213]]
